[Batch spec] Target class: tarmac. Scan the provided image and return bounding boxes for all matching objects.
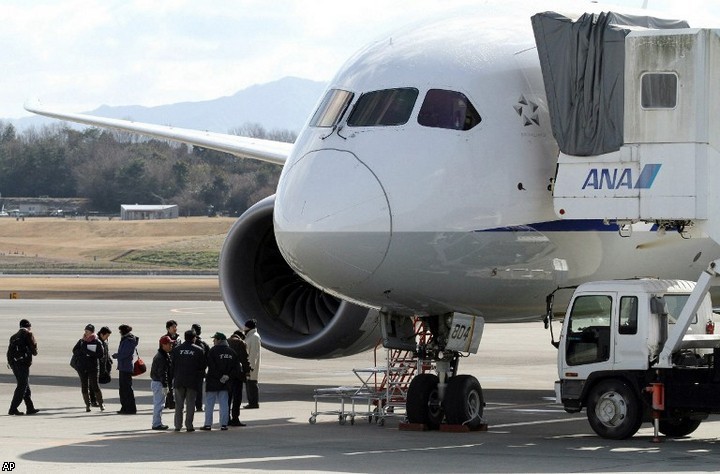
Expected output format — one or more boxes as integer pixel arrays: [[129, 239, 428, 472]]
[[2, 299, 720, 473]]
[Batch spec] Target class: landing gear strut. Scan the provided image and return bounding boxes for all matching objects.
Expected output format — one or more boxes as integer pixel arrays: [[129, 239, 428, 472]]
[[398, 313, 485, 429]]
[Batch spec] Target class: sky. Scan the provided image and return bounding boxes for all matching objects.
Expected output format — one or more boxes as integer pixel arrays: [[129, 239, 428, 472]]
[[3, 0, 720, 120]]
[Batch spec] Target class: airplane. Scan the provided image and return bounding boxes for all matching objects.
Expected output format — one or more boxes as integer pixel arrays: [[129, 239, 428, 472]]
[[25, 1, 720, 429]]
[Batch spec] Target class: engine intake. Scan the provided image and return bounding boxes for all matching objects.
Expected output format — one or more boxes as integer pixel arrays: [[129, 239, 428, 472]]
[[219, 195, 381, 358]]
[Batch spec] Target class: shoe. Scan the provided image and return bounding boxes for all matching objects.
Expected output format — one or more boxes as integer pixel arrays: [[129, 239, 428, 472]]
[[196, 407, 203, 412], [200, 426, 211, 431], [221, 426, 228, 431], [186, 427, 195, 432], [152, 425, 169, 431], [8, 409, 24, 416], [117, 410, 137, 415], [86, 406, 91, 412], [228, 419, 245, 427], [165, 403, 175, 409], [174, 427, 181, 432], [26, 408, 39, 415], [91, 402, 100, 407], [243, 404, 259, 409], [99, 405, 105, 412]]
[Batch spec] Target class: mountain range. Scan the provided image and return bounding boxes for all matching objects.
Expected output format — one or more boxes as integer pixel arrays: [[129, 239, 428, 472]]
[[10, 76, 327, 135]]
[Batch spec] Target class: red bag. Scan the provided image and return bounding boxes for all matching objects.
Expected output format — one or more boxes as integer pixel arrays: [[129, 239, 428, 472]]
[[132, 349, 146, 376]]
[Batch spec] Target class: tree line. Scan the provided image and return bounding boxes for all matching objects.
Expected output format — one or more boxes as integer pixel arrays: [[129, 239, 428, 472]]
[[0, 121, 292, 216]]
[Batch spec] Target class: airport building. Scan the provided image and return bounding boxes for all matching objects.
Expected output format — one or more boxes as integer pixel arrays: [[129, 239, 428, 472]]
[[120, 204, 179, 220]]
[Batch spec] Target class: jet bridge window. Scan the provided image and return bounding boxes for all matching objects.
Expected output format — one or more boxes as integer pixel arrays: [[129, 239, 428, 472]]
[[565, 295, 612, 366], [310, 89, 354, 127], [641, 73, 678, 109], [418, 89, 481, 130], [347, 88, 419, 127]]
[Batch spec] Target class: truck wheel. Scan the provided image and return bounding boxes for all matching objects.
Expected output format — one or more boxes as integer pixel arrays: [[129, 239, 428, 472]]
[[587, 379, 642, 439], [659, 418, 702, 437], [406, 373, 443, 429], [444, 375, 484, 429]]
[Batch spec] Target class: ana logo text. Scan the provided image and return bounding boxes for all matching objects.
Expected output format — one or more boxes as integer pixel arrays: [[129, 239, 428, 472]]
[[582, 164, 661, 190]]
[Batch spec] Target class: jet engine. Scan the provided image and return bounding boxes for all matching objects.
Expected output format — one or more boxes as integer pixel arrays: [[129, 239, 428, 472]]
[[219, 195, 381, 358]]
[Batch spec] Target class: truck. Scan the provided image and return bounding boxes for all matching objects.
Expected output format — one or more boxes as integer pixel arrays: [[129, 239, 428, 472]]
[[548, 260, 720, 440]]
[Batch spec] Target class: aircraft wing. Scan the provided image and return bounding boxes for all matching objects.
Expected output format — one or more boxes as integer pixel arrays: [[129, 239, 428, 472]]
[[24, 100, 291, 166]]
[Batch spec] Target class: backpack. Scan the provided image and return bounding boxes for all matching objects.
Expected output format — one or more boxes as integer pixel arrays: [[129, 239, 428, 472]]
[[7, 333, 29, 364]]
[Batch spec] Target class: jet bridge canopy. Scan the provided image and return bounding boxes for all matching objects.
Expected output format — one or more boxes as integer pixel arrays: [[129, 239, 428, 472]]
[[531, 11, 689, 157]]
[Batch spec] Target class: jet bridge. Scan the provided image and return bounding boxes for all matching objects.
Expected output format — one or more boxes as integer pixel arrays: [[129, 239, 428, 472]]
[[533, 12, 720, 244]]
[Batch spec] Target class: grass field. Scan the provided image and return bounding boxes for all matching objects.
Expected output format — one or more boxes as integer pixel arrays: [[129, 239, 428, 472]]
[[0, 216, 235, 273], [0, 216, 234, 299]]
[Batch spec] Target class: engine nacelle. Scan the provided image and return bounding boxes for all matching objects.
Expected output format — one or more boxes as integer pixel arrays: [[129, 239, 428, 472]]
[[219, 195, 381, 358]]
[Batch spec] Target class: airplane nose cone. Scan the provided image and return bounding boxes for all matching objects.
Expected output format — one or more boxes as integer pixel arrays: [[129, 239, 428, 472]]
[[274, 149, 391, 292]]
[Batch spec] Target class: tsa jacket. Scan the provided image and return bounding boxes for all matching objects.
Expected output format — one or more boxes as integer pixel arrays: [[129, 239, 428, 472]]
[[171, 341, 206, 389], [205, 341, 239, 392]]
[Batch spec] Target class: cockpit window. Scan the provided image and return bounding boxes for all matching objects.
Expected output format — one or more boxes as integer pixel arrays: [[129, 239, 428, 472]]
[[418, 89, 481, 130], [347, 88, 419, 127], [310, 89, 354, 127]]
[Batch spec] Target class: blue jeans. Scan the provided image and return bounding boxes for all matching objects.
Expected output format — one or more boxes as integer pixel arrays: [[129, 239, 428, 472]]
[[204, 390, 229, 428], [151, 380, 166, 427]]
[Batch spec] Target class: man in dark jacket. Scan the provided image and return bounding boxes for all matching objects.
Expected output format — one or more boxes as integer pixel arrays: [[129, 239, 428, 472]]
[[201, 332, 239, 431], [150, 335, 173, 430], [191, 323, 210, 412], [72, 324, 104, 412], [227, 329, 249, 426], [171, 329, 206, 432], [7, 319, 39, 416], [112, 324, 138, 414]]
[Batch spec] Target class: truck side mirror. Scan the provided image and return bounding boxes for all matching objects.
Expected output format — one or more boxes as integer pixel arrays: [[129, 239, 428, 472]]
[[651, 296, 668, 315]]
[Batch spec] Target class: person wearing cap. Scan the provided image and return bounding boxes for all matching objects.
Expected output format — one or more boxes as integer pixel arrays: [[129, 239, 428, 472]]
[[113, 324, 138, 414], [71, 324, 105, 412], [244, 319, 261, 409], [191, 323, 210, 412], [7, 319, 39, 416], [171, 329, 206, 432], [201, 332, 239, 431], [150, 335, 174, 430], [163, 320, 179, 410]]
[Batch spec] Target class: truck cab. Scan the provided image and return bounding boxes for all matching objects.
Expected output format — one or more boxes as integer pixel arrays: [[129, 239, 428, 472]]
[[555, 278, 720, 439]]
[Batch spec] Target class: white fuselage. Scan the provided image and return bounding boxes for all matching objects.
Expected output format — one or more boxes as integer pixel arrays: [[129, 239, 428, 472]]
[[273, 5, 720, 320]]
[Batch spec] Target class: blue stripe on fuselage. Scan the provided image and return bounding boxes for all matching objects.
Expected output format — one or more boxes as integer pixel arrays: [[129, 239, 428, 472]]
[[478, 219, 625, 233]]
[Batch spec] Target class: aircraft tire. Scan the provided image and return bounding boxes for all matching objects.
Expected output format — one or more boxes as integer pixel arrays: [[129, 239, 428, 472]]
[[443, 375, 484, 429], [406, 373, 443, 429], [586, 379, 642, 439], [659, 418, 702, 437]]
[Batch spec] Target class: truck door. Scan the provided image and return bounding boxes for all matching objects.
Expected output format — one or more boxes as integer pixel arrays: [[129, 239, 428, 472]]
[[612, 294, 648, 370], [563, 293, 614, 377]]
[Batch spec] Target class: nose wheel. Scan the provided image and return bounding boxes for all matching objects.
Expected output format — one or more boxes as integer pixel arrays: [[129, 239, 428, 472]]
[[406, 373, 484, 429], [406, 373, 444, 429], [443, 375, 485, 429]]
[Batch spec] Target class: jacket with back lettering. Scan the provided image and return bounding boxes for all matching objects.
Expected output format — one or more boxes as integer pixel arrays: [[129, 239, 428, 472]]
[[171, 340, 206, 389], [205, 340, 239, 392]]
